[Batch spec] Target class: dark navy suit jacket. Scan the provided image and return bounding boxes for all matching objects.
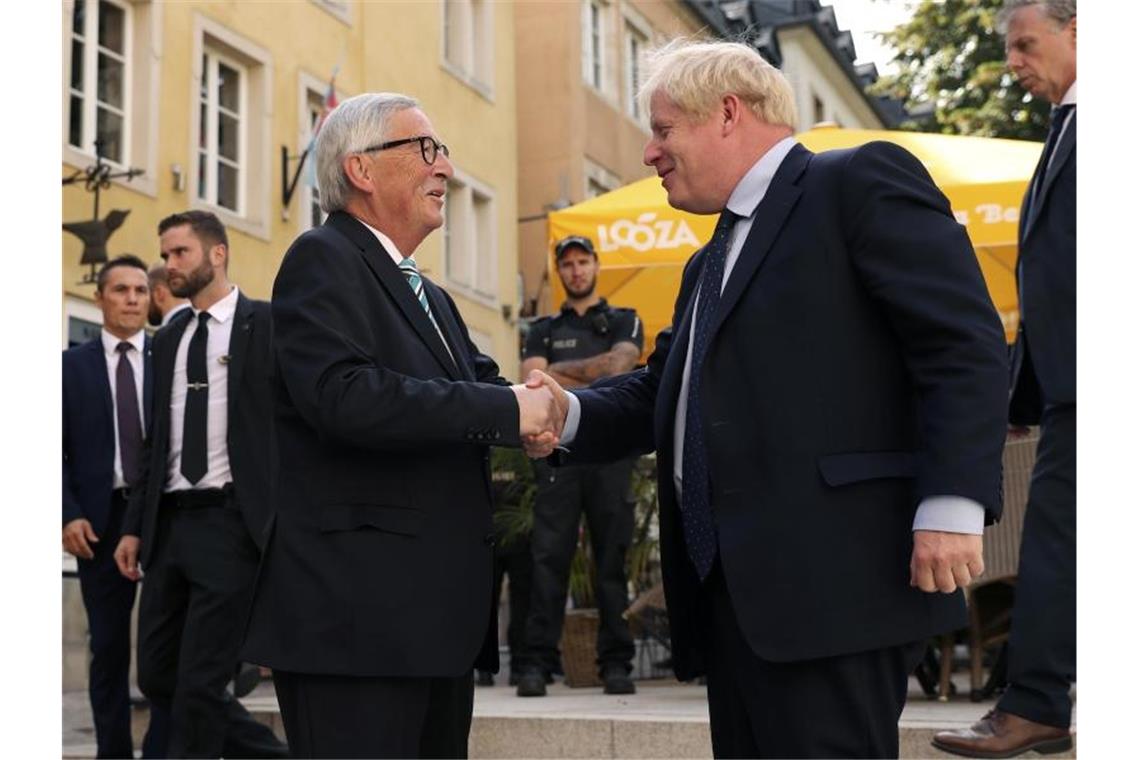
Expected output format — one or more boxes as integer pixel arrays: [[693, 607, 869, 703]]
[[1010, 110, 1076, 423], [566, 142, 1009, 678], [62, 335, 154, 536]]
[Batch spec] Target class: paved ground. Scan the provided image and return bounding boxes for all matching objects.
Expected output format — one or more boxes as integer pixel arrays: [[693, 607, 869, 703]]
[[62, 672, 1076, 758]]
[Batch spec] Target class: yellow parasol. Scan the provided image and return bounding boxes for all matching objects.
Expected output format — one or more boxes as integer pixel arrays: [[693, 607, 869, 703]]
[[547, 125, 1043, 353]]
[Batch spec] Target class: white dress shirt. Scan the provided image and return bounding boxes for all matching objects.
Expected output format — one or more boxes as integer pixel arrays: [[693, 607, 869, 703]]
[[564, 137, 985, 534], [165, 286, 239, 491], [101, 328, 146, 489]]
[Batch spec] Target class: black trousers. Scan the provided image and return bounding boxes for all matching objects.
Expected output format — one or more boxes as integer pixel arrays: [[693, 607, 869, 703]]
[[485, 542, 533, 675], [273, 670, 474, 759], [523, 459, 636, 673], [137, 498, 287, 758], [700, 560, 924, 759], [75, 491, 169, 759], [999, 404, 1076, 728]]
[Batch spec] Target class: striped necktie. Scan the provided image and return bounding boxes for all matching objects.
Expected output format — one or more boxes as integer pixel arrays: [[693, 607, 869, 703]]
[[398, 256, 433, 319]]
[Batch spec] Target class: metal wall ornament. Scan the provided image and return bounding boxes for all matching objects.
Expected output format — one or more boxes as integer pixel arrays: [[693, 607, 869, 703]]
[[62, 138, 144, 284]]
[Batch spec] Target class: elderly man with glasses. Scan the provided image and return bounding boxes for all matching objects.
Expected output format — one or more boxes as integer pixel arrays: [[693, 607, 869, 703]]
[[241, 92, 563, 758]]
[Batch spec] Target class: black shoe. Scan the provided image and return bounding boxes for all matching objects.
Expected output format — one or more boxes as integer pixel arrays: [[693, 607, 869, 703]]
[[232, 663, 261, 698], [602, 664, 636, 695], [516, 669, 548, 697], [475, 670, 494, 687]]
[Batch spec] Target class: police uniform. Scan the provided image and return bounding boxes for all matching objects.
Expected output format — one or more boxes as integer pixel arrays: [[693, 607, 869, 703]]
[[520, 299, 644, 677]]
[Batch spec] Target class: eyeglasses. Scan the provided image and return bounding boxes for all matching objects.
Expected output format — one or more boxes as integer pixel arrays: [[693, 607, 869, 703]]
[[359, 135, 450, 165]]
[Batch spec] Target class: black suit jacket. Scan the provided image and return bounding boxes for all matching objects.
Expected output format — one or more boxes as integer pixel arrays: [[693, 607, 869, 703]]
[[568, 142, 1009, 678], [1010, 112, 1076, 424], [242, 211, 519, 678], [63, 335, 154, 537], [123, 292, 276, 569]]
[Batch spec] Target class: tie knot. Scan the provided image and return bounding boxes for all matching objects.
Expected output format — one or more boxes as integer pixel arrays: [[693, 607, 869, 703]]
[[1051, 104, 1074, 127], [116, 341, 133, 355], [398, 257, 420, 275], [197, 311, 211, 326], [715, 210, 740, 235]]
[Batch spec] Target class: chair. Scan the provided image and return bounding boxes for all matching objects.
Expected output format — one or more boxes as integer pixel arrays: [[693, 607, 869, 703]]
[[937, 429, 1040, 700]]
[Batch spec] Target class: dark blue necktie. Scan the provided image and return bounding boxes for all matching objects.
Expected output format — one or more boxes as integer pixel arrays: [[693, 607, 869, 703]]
[[681, 210, 739, 580], [1025, 104, 1074, 227]]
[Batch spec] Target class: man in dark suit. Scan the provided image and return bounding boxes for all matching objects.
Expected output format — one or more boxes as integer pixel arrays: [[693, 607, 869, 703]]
[[934, 2, 1077, 756], [240, 93, 561, 758], [113, 211, 287, 759], [527, 40, 1009, 758], [63, 254, 168, 759]]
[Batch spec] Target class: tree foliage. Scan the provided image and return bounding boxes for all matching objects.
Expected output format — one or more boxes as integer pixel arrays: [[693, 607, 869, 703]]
[[870, 0, 1050, 140]]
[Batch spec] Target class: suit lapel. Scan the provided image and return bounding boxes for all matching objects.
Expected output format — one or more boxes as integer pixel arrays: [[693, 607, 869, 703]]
[[154, 309, 191, 451], [708, 144, 809, 340], [227, 293, 254, 427], [423, 281, 472, 380], [85, 339, 114, 430], [143, 335, 154, 428], [327, 212, 462, 380], [1025, 115, 1075, 238]]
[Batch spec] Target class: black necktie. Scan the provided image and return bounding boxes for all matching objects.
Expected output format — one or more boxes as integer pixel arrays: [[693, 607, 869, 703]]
[[1026, 104, 1074, 225], [181, 312, 211, 485], [115, 342, 142, 486], [681, 210, 739, 581]]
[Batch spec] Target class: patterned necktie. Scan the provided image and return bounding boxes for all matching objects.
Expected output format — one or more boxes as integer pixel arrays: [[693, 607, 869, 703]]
[[181, 311, 211, 485], [681, 210, 739, 581], [115, 342, 143, 486], [398, 256, 434, 320]]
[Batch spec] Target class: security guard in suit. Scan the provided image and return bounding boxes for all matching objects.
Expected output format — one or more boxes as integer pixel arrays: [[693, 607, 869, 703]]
[[516, 236, 644, 697]]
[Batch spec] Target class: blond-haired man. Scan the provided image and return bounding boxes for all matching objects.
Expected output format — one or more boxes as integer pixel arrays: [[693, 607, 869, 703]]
[[529, 39, 1009, 757]]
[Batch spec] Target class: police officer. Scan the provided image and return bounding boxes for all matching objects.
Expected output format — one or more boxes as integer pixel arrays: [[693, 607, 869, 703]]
[[515, 235, 644, 697]]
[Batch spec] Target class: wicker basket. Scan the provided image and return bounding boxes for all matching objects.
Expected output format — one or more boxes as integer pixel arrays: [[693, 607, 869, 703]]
[[560, 608, 601, 687]]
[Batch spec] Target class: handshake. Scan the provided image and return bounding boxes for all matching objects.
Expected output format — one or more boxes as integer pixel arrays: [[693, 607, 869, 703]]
[[510, 370, 570, 458]]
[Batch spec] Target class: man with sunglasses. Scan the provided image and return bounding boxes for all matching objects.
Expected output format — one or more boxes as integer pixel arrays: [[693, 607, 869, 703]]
[[242, 93, 563, 758]]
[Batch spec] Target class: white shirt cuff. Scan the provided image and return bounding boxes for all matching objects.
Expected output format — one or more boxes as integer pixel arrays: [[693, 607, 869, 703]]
[[913, 495, 986, 535], [559, 391, 582, 446]]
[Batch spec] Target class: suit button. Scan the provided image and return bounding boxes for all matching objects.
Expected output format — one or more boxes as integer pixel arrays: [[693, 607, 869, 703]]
[[493, 431, 501, 440]]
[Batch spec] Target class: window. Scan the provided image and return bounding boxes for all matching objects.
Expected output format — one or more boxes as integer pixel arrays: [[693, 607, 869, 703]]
[[63, 296, 104, 348], [813, 93, 826, 125], [582, 0, 607, 92], [190, 16, 273, 239], [197, 50, 246, 213], [442, 0, 493, 95], [68, 0, 132, 164], [623, 21, 647, 120], [443, 172, 497, 303], [584, 157, 619, 199], [300, 84, 329, 232]]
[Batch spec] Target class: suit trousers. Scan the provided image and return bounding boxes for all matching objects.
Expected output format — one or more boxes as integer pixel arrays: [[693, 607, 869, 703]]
[[699, 560, 924, 758], [273, 670, 475, 759], [137, 498, 287, 758], [999, 404, 1076, 728], [523, 458, 636, 674], [75, 491, 169, 759]]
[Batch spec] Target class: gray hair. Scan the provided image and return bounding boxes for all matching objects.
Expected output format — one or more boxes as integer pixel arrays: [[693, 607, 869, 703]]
[[996, 0, 1076, 34], [314, 92, 420, 213], [637, 38, 797, 129]]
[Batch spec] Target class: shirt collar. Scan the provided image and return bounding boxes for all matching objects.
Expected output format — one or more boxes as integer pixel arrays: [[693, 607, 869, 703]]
[[560, 297, 608, 315], [725, 136, 798, 219], [101, 328, 145, 357], [193, 285, 239, 325], [1060, 80, 1077, 107], [355, 215, 407, 267]]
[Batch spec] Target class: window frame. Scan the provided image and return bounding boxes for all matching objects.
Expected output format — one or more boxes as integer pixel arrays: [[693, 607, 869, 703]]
[[197, 47, 248, 216], [620, 6, 651, 126], [67, 0, 134, 167], [440, 0, 494, 100], [442, 168, 499, 308], [582, 0, 607, 93]]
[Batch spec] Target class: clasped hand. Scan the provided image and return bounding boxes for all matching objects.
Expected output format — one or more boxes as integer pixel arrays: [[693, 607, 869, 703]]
[[511, 370, 569, 456]]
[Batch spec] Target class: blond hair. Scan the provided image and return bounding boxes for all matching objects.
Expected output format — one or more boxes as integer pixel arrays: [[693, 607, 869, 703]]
[[637, 38, 797, 128]]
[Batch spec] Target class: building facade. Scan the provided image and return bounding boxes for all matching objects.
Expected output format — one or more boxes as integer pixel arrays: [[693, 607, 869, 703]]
[[62, 0, 520, 374]]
